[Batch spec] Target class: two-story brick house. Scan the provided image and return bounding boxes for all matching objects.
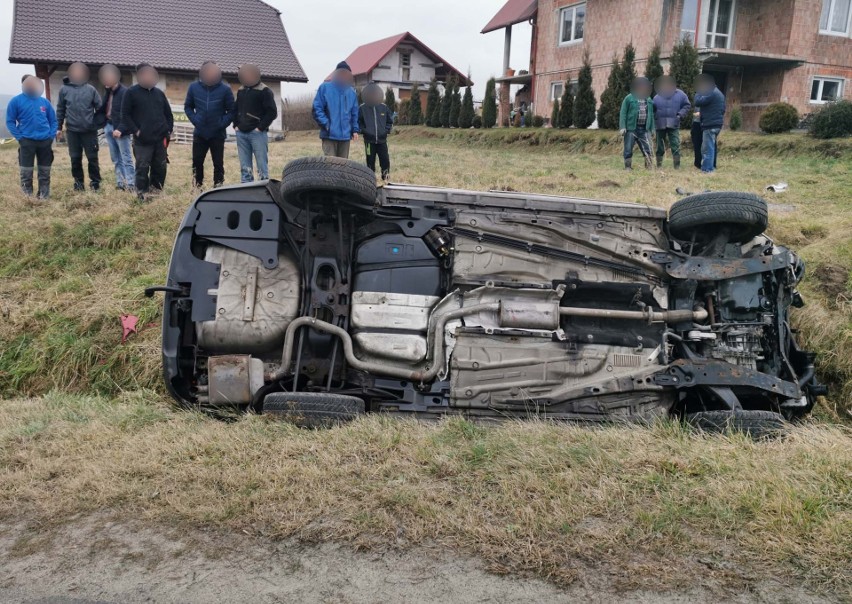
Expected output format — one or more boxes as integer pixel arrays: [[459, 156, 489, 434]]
[[483, 0, 852, 129]]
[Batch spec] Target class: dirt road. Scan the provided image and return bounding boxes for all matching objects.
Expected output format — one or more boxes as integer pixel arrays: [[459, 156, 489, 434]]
[[0, 516, 835, 604]]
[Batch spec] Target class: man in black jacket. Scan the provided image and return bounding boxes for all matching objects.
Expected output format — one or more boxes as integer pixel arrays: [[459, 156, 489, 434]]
[[232, 64, 277, 182], [115, 64, 174, 201], [56, 62, 102, 191], [98, 64, 135, 191], [358, 82, 394, 181]]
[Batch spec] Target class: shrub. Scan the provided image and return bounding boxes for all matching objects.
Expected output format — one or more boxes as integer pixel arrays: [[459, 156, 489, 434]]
[[597, 54, 623, 130], [550, 98, 560, 127], [459, 86, 475, 129], [472, 114, 483, 129], [809, 100, 852, 139], [645, 41, 664, 87], [729, 105, 743, 131], [669, 38, 701, 128], [559, 87, 574, 129], [449, 85, 462, 127], [482, 78, 498, 128], [574, 49, 597, 128], [425, 78, 441, 127], [397, 99, 411, 125], [532, 115, 545, 128], [759, 102, 799, 134], [409, 84, 423, 125], [384, 88, 397, 114]]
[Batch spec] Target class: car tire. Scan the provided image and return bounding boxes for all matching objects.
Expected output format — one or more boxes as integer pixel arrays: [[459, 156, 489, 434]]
[[262, 392, 366, 428], [686, 410, 787, 439], [280, 156, 377, 208], [668, 192, 768, 243]]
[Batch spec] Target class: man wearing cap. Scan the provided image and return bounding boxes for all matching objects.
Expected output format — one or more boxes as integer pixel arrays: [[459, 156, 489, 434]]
[[312, 61, 360, 158]]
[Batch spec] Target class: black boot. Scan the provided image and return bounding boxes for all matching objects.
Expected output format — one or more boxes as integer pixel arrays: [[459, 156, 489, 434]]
[[73, 180, 85, 192], [624, 158, 633, 171], [673, 154, 681, 169], [656, 155, 664, 168], [20, 167, 34, 196], [36, 166, 51, 199]]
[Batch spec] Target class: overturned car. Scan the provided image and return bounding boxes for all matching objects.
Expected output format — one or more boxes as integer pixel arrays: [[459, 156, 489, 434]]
[[149, 157, 824, 432]]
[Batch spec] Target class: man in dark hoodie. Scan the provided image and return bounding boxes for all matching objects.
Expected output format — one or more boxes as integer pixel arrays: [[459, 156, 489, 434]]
[[184, 61, 235, 188], [98, 64, 134, 191], [693, 73, 726, 173], [232, 63, 278, 182], [116, 64, 174, 201], [56, 62, 102, 191], [358, 82, 394, 181]]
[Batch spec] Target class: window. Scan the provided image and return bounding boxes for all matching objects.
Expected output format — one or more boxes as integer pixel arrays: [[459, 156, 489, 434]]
[[811, 77, 844, 103], [820, 0, 852, 35], [400, 51, 412, 68], [704, 0, 736, 48], [559, 3, 586, 45], [551, 82, 564, 101], [680, 0, 699, 42]]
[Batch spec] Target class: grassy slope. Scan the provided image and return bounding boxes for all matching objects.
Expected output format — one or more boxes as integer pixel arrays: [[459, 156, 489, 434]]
[[0, 129, 850, 596]]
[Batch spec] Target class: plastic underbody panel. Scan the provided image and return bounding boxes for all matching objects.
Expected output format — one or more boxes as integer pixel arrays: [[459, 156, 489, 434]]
[[159, 181, 819, 421]]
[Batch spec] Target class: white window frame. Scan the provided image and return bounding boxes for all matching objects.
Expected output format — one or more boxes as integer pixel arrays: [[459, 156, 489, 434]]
[[558, 3, 586, 46], [819, 0, 852, 36], [810, 76, 845, 104], [551, 82, 564, 101], [701, 0, 737, 49]]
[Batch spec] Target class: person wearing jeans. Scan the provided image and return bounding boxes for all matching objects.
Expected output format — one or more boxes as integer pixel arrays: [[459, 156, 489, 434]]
[[98, 64, 134, 190], [233, 64, 277, 182], [693, 73, 726, 173], [6, 75, 57, 198], [652, 75, 691, 169], [184, 61, 235, 188], [55, 62, 102, 191]]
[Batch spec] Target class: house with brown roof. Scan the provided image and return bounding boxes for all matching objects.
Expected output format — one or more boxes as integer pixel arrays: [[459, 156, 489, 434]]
[[482, 0, 852, 130], [8, 0, 307, 131], [337, 32, 472, 110]]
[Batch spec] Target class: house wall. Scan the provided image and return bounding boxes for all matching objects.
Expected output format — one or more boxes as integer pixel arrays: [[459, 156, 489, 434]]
[[527, 0, 852, 130], [371, 46, 437, 86], [532, 0, 665, 117]]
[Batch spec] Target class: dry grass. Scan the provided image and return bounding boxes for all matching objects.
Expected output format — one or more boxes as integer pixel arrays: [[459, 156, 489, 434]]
[[0, 392, 849, 596], [0, 128, 850, 596], [0, 126, 848, 412]]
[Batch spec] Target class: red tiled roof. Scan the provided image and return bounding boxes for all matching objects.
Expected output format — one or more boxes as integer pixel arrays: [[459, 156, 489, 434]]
[[481, 0, 538, 34], [8, 0, 307, 81], [333, 32, 472, 86]]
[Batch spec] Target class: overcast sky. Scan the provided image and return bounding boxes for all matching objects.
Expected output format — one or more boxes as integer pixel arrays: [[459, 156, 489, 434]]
[[0, 0, 531, 100]]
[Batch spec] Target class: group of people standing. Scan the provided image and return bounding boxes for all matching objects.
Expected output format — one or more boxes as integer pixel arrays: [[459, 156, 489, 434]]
[[620, 73, 726, 173], [312, 61, 394, 181], [5, 60, 278, 201]]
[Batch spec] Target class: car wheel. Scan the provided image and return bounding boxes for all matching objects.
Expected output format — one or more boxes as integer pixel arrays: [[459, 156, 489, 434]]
[[685, 410, 787, 439], [262, 392, 366, 428], [668, 192, 768, 243], [280, 156, 377, 208]]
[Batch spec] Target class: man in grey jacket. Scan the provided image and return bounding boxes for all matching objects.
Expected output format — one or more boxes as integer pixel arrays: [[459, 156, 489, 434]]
[[56, 62, 102, 191]]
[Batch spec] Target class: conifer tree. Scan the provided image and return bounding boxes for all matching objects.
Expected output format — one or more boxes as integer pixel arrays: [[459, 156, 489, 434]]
[[573, 49, 597, 128], [449, 84, 462, 127], [558, 83, 574, 129], [669, 37, 701, 127], [459, 85, 475, 128], [384, 87, 397, 114], [482, 77, 498, 128], [424, 78, 441, 127], [644, 41, 664, 89], [551, 98, 560, 127], [409, 83, 423, 125], [597, 54, 623, 129], [440, 77, 455, 127]]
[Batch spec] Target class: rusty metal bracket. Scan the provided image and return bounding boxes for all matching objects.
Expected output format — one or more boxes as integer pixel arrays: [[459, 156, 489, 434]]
[[653, 252, 792, 281], [653, 360, 801, 399]]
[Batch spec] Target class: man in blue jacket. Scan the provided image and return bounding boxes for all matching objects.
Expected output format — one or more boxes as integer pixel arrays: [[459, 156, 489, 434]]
[[6, 75, 57, 199], [652, 75, 691, 169], [693, 73, 726, 173], [184, 61, 235, 188], [313, 61, 360, 158]]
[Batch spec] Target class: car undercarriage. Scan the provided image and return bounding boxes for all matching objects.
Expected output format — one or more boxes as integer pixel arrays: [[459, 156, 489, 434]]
[[149, 157, 825, 430]]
